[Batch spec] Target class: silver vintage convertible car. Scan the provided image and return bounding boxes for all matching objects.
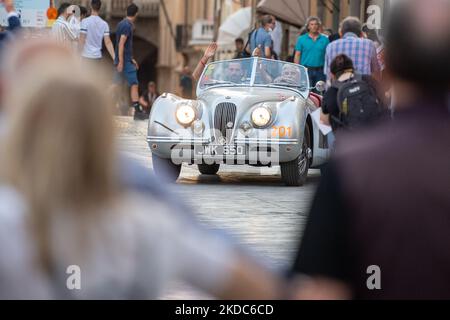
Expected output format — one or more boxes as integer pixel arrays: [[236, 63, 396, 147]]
[[147, 57, 331, 186]]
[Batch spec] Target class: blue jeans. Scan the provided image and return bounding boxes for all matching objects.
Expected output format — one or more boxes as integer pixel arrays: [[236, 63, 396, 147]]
[[307, 68, 326, 91]]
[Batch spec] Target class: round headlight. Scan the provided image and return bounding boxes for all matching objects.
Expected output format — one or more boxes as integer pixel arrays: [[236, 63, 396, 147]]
[[251, 107, 272, 128], [176, 104, 196, 126]]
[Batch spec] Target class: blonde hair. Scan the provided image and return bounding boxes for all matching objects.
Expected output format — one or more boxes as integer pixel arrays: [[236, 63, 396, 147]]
[[0, 42, 119, 272]]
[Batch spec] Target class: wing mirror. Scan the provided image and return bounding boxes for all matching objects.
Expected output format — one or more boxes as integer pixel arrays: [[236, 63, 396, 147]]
[[314, 81, 326, 93]]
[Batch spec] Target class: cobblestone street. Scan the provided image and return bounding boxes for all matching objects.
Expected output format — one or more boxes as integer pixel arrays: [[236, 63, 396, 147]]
[[117, 117, 319, 299]]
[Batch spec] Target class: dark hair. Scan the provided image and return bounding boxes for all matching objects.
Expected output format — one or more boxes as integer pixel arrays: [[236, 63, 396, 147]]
[[235, 38, 244, 44], [91, 0, 102, 12], [341, 17, 362, 36], [260, 15, 273, 27], [127, 3, 139, 17], [385, 0, 450, 93], [57, 3, 71, 17], [80, 6, 88, 17], [330, 54, 354, 78]]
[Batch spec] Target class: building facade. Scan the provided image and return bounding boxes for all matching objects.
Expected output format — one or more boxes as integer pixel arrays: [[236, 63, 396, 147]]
[[53, 0, 388, 95]]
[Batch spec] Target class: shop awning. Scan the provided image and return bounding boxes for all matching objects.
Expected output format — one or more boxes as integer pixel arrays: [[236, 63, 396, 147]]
[[217, 7, 252, 47], [257, 0, 310, 28]]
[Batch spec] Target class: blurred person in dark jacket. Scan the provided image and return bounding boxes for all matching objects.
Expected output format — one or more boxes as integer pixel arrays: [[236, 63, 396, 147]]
[[291, 0, 450, 300]]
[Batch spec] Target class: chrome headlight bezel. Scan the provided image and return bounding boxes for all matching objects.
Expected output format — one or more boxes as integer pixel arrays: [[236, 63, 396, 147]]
[[251, 105, 273, 128], [175, 102, 197, 127]]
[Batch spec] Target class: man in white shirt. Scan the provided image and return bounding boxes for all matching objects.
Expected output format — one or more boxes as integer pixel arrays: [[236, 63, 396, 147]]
[[51, 3, 78, 47], [79, 0, 115, 62]]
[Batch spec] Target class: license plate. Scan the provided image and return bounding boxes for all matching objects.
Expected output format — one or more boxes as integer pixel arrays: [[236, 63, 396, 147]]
[[195, 145, 245, 156]]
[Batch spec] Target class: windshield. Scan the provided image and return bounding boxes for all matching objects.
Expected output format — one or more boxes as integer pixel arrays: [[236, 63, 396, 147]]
[[199, 58, 309, 94]]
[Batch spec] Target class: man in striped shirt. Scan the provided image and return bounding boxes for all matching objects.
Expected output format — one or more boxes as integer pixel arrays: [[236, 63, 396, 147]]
[[51, 3, 78, 47], [324, 17, 380, 82]]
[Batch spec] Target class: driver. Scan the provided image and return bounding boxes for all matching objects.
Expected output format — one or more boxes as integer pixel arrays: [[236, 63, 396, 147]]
[[225, 61, 245, 83], [274, 64, 301, 85]]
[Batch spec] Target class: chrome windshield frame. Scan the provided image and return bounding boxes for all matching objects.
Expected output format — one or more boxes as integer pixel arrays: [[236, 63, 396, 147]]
[[197, 57, 310, 98]]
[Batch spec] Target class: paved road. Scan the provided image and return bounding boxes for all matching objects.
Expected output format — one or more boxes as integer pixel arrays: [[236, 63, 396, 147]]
[[116, 117, 320, 299]]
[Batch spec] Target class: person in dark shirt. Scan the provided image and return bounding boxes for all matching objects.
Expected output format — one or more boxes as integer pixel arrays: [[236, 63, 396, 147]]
[[321, 54, 384, 132], [138, 81, 159, 115], [113, 3, 145, 120], [233, 38, 248, 59], [291, 0, 450, 300], [179, 66, 193, 99]]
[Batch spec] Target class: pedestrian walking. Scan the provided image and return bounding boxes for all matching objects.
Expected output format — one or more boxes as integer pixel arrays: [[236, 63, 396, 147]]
[[324, 17, 380, 83], [291, 0, 450, 300], [113, 3, 145, 120], [294, 16, 329, 88], [79, 0, 115, 64]]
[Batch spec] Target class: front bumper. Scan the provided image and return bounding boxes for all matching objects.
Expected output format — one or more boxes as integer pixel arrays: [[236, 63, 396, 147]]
[[147, 136, 302, 165]]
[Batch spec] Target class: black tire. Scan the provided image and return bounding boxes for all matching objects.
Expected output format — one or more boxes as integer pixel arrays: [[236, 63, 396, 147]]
[[280, 123, 312, 186], [198, 163, 220, 175], [152, 154, 181, 183]]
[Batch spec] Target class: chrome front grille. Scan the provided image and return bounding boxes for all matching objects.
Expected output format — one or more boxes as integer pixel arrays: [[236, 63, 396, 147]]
[[214, 103, 237, 142]]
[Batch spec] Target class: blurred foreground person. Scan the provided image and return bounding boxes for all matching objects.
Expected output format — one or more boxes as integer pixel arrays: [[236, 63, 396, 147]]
[[0, 42, 284, 299], [292, 0, 450, 299]]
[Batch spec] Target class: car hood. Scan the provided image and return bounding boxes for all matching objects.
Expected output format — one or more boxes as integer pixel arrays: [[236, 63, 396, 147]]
[[198, 86, 303, 107]]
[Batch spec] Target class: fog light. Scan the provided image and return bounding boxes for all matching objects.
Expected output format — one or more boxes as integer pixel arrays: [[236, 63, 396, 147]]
[[192, 120, 204, 136], [239, 121, 253, 136]]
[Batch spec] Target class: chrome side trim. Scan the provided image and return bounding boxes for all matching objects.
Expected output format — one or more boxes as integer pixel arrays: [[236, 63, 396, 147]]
[[147, 136, 211, 143], [147, 136, 299, 145]]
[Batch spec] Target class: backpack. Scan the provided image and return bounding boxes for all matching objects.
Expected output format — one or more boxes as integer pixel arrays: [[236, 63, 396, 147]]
[[331, 74, 382, 129]]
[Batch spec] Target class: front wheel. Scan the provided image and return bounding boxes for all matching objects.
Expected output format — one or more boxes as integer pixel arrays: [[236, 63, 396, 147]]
[[280, 123, 312, 186], [151, 154, 181, 183], [198, 163, 220, 175]]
